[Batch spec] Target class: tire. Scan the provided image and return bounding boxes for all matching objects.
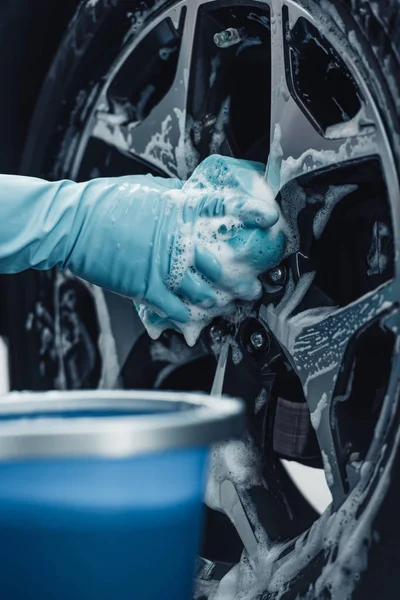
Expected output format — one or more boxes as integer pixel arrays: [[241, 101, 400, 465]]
[[16, 0, 400, 598], [0, 0, 79, 341], [0, 0, 79, 174]]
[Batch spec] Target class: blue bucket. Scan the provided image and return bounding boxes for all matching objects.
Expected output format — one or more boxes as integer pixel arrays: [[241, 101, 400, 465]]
[[0, 391, 244, 600]]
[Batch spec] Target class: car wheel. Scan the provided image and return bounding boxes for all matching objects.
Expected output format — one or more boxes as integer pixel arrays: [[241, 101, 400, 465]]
[[17, 0, 400, 598]]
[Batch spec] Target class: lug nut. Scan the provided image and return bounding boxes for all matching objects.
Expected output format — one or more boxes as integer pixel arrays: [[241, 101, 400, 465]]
[[214, 27, 245, 48], [202, 113, 217, 128], [210, 325, 223, 344], [267, 264, 287, 286], [250, 331, 266, 350]]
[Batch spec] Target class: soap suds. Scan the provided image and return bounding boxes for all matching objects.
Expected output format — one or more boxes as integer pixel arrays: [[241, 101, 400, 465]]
[[321, 450, 334, 487], [325, 106, 373, 139], [225, 335, 244, 366], [202, 423, 396, 600], [123, 2, 164, 44], [367, 221, 390, 276], [205, 436, 266, 514], [205, 434, 277, 563], [280, 133, 377, 189], [278, 180, 306, 256], [310, 392, 328, 430], [254, 388, 267, 414], [138, 166, 284, 346]]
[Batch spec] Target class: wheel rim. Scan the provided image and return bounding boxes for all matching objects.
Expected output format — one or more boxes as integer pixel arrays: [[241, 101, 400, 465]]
[[47, 0, 400, 596]]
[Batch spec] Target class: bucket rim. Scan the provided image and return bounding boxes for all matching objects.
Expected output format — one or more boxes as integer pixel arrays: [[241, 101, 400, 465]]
[[0, 390, 245, 461]]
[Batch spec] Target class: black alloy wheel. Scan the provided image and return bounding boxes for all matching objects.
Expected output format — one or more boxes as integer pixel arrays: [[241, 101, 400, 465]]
[[10, 0, 400, 598]]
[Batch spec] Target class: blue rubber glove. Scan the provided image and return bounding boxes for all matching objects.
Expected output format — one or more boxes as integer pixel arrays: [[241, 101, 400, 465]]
[[0, 155, 285, 344], [136, 155, 286, 344]]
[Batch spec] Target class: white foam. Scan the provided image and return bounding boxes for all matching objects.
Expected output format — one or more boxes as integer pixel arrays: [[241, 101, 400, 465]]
[[367, 221, 390, 276], [325, 107, 373, 139], [321, 450, 334, 487], [226, 335, 244, 366], [139, 172, 283, 346], [203, 370, 400, 599], [137, 114, 176, 176], [310, 392, 328, 430], [205, 436, 265, 513], [280, 133, 377, 189], [123, 3, 165, 44]]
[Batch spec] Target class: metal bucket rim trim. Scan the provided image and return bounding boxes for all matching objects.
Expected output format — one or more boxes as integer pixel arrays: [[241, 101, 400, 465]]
[[0, 391, 245, 460]]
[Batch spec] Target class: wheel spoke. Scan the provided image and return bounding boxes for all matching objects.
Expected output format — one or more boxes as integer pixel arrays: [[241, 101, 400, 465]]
[[206, 434, 273, 561], [261, 278, 398, 506], [91, 0, 206, 178], [266, 0, 379, 194]]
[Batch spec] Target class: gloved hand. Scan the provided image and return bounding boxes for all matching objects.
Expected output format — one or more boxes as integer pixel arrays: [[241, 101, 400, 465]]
[[135, 155, 286, 344], [0, 155, 285, 345]]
